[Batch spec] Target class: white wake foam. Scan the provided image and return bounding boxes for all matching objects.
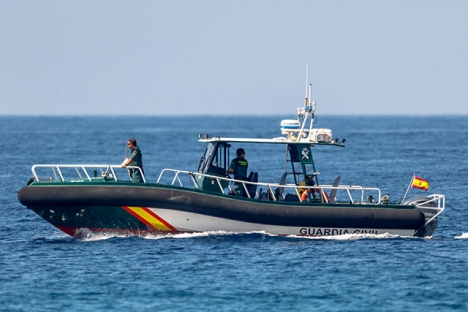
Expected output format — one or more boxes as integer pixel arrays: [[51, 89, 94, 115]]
[[73, 230, 278, 241], [46, 229, 424, 242], [143, 230, 273, 240], [455, 232, 468, 239]]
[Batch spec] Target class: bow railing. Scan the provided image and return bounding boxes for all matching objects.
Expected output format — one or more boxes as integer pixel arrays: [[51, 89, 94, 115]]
[[30, 164, 146, 183]]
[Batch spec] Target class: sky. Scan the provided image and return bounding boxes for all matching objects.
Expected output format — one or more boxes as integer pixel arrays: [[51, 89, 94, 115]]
[[1, 1, 467, 116]]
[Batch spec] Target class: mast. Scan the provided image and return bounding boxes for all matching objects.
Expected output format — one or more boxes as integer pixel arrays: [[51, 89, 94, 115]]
[[304, 62, 309, 108], [308, 83, 314, 133]]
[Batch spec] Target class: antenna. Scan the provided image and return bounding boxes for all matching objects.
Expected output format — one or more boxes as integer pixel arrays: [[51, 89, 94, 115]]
[[304, 62, 309, 107]]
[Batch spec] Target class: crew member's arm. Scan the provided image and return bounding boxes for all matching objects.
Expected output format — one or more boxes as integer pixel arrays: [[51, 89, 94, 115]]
[[122, 157, 133, 168], [227, 159, 236, 175]]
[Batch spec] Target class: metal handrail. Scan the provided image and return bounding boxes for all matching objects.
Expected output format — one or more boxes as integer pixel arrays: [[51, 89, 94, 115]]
[[157, 169, 382, 203], [158, 169, 201, 188], [413, 194, 446, 226], [31, 164, 146, 183], [30, 165, 444, 213]]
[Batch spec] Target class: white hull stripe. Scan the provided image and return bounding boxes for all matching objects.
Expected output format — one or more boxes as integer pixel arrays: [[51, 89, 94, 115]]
[[149, 208, 416, 237]]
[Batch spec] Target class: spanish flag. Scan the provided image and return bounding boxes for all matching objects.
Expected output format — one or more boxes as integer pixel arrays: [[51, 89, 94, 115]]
[[412, 176, 430, 191]]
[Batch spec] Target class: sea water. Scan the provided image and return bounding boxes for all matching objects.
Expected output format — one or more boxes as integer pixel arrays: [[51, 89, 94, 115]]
[[1, 115, 468, 311]]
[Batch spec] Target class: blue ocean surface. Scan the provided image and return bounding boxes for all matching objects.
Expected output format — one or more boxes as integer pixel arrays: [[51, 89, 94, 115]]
[[1, 115, 468, 311]]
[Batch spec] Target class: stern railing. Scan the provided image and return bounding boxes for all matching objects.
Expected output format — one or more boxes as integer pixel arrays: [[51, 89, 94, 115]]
[[409, 194, 446, 227]]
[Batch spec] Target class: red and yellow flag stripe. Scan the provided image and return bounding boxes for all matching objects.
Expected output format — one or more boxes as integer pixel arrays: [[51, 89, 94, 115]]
[[412, 176, 430, 191], [123, 206, 177, 232]]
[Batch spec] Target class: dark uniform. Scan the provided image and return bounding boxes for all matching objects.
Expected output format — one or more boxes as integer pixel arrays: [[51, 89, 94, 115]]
[[229, 148, 248, 196], [229, 157, 248, 180], [129, 146, 144, 183]]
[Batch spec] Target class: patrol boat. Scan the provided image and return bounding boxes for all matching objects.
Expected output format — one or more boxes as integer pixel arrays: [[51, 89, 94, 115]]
[[18, 77, 445, 238]]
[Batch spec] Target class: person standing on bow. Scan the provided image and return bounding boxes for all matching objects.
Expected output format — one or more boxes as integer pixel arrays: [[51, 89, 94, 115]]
[[121, 138, 144, 183], [228, 148, 248, 195]]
